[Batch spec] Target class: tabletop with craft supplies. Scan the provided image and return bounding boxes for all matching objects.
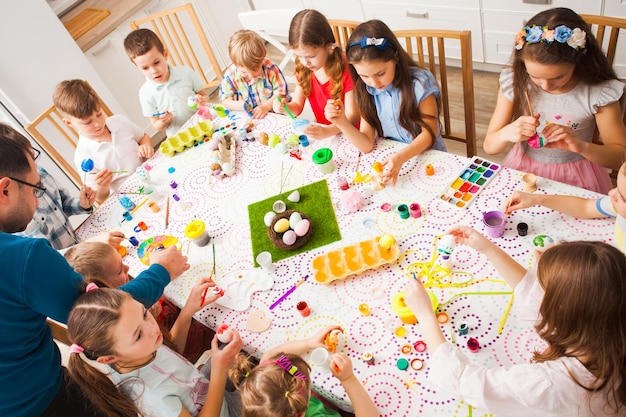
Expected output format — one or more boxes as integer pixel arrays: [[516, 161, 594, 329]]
[[76, 108, 614, 417]]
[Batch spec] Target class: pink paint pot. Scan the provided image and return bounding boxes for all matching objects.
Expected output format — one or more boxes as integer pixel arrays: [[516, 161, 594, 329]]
[[482, 210, 505, 238], [296, 301, 310, 317], [409, 203, 422, 218], [467, 337, 480, 353]]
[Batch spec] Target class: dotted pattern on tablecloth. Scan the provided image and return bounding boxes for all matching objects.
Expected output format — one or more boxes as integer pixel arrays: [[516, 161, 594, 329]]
[[75, 112, 615, 417]]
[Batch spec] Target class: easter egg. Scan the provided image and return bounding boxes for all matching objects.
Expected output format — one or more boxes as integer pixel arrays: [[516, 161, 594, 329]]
[[378, 234, 396, 250], [286, 134, 300, 147], [282, 230, 297, 246], [289, 212, 302, 229], [268, 134, 281, 147], [258, 132, 269, 145], [275, 142, 288, 154], [273, 218, 290, 233], [287, 190, 300, 202], [264, 212, 276, 227], [80, 158, 94, 173], [294, 219, 310, 237]]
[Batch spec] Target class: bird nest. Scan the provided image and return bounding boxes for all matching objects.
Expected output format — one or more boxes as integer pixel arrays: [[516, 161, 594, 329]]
[[267, 210, 312, 250]]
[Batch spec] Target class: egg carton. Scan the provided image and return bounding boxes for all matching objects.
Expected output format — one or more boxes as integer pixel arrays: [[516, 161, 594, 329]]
[[311, 235, 400, 284], [159, 120, 214, 157], [208, 133, 236, 177]]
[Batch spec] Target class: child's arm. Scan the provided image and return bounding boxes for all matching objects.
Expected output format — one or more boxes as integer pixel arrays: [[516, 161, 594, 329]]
[[169, 277, 220, 352], [483, 89, 539, 154], [92, 169, 113, 203], [380, 94, 439, 185], [542, 100, 626, 170], [273, 85, 305, 118], [403, 278, 447, 353], [324, 100, 376, 153], [150, 112, 174, 132], [199, 331, 243, 417], [507, 191, 605, 218], [447, 226, 527, 289], [137, 133, 154, 158], [194, 90, 209, 108], [259, 325, 341, 362], [330, 353, 378, 417]]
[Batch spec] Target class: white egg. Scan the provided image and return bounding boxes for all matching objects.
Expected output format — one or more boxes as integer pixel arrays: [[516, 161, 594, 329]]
[[264, 212, 276, 227], [289, 212, 302, 229]]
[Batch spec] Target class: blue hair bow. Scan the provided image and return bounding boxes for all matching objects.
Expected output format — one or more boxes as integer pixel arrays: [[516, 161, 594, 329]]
[[348, 36, 396, 51]]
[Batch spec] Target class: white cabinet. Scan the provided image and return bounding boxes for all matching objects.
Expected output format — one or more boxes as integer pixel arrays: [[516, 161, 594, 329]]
[[301, 0, 365, 21]]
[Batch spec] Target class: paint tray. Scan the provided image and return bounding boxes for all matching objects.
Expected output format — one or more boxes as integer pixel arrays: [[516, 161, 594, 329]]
[[440, 157, 501, 208]]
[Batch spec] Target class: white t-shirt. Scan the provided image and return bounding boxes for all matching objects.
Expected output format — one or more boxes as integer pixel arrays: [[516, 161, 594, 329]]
[[73, 114, 144, 193], [427, 271, 607, 417]]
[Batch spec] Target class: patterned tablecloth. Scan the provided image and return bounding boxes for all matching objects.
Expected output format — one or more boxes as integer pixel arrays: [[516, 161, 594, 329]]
[[76, 111, 614, 417]]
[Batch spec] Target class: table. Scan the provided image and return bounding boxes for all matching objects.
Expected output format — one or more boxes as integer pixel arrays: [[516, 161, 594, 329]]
[[76, 111, 614, 417]]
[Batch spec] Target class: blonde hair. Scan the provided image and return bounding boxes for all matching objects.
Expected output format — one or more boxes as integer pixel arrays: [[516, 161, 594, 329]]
[[65, 242, 118, 288], [52, 79, 101, 119], [229, 30, 267, 69]]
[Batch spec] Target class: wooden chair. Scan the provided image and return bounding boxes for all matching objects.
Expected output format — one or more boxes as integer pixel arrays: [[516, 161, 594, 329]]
[[130, 3, 222, 90], [47, 318, 71, 346], [393, 29, 476, 157], [327, 19, 360, 50], [25, 85, 113, 188]]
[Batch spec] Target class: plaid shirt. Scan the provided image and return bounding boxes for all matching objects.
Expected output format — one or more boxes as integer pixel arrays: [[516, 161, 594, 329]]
[[15, 167, 92, 250], [219, 57, 288, 108]]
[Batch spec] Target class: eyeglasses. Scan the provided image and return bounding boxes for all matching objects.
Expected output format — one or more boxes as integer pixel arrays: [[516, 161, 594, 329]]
[[32, 148, 41, 161], [8, 177, 46, 198]]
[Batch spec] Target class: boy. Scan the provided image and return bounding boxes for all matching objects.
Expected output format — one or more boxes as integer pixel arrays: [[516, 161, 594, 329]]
[[507, 162, 626, 251], [0, 123, 124, 250], [220, 29, 289, 119], [53, 79, 154, 203], [123, 28, 208, 137]]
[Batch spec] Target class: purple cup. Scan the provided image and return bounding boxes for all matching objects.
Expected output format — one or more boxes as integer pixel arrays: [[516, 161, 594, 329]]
[[482, 210, 505, 238]]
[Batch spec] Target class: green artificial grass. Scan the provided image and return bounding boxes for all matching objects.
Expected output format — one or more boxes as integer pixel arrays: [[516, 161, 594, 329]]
[[248, 179, 342, 266]]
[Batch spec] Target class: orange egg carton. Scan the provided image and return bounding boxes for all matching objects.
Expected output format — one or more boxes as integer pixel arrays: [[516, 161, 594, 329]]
[[311, 235, 399, 284]]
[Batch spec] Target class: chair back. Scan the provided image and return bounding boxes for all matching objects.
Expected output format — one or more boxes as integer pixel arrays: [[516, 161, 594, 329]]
[[130, 3, 222, 90], [328, 19, 360, 50], [393, 29, 476, 157], [25, 85, 113, 188]]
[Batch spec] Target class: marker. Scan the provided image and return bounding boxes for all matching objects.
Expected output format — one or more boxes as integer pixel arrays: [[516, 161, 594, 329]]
[[152, 111, 167, 117]]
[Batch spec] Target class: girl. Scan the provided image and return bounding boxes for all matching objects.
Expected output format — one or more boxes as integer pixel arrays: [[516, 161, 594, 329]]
[[326, 20, 447, 185], [272, 9, 359, 140], [67, 288, 243, 417], [230, 326, 378, 417], [64, 241, 217, 362], [483, 7, 626, 194], [404, 226, 626, 416]]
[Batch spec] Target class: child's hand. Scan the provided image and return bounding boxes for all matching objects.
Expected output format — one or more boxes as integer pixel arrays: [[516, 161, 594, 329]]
[[308, 325, 343, 349], [185, 276, 220, 313], [402, 278, 437, 323], [380, 152, 405, 185], [79, 185, 96, 209], [148, 245, 190, 280], [304, 123, 334, 140], [502, 115, 540, 143], [94, 169, 113, 188], [324, 98, 346, 125], [272, 95, 287, 114], [446, 225, 493, 253], [195, 94, 207, 108], [210, 329, 243, 372], [252, 104, 269, 119], [138, 144, 154, 159], [154, 112, 173, 130], [506, 190, 540, 213], [87, 230, 125, 247], [541, 123, 583, 153], [329, 352, 354, 381]]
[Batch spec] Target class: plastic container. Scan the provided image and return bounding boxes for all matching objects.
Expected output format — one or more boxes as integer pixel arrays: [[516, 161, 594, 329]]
[[312, 148, 335, 174], [482, 210, 505, 238], [184, 219, 211, 247]]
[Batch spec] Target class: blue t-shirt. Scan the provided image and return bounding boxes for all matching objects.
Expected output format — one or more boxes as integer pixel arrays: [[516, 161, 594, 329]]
[[0, 233, 170, 417], [365, 67, 446, 151]]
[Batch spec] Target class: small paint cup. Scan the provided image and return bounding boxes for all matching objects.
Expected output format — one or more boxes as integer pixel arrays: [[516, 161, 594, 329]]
[[169, 180, 178, 189], [457, 322, 469, 335], [409, 203, 422, 218], [397, 204, 410, 219], [256, 251, 276, 273], [517, 222, 528, 236], [482, 210, 505, 238], [312, 148, 335, 174], [148, 201, 160, 212], [467, 337, 480, 353], [214, 105, 227, 118], [522, 173, 537, 193], [413, 340, 427, 352], [296, 301, 310, 317], [299, 134, 309, 147], [358, 303, 371, 316], [272, 200, 286, 213], [137, 221, 148, 231], [337, 176, 349, 191], [128, 236, 139, 247], [122, 211, 133, 221], [184, 219, 211, 247], [362, 352, 375, 365], [310, 347, 330, 370]]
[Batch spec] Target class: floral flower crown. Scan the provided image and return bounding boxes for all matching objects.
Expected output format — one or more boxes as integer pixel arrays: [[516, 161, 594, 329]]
[[515, 24, 586, 51]]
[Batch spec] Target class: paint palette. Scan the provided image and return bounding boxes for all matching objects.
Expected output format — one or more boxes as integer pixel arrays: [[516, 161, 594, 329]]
[[440, 157, 500, 208]]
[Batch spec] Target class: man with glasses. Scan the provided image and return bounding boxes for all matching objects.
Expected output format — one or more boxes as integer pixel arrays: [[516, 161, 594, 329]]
[[0, 131, 191, 416]]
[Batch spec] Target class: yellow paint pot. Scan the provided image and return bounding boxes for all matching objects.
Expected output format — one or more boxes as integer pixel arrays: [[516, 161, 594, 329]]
[[391, 290, 438, 324]]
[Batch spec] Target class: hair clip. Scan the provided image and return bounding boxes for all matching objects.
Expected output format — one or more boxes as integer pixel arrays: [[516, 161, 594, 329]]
[[348, 36, 396, 51], [86, 282, 99, 292], [276, 355, 306, 380]]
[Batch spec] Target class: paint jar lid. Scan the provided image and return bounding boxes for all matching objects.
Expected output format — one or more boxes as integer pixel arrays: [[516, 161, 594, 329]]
[[184, 219, 206, 239], [312, 148, 333, 165]]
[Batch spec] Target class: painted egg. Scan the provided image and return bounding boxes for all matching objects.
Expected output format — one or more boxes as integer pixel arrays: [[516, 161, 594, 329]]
[[268, 134, 281, 148], [273, 218, 290, 233], [289, 212, 302, 229], [263, 212, 276, 227], [257, 132, 269, 145], [275, 142, 288, 154], [282, 230, 297, 246], [294, 219, 310, 237]]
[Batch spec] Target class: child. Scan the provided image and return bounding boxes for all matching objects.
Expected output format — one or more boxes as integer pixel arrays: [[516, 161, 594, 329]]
[[326, 19, 446, 185], [124, 28, 209, 137], [273, 9, 359, 140], [230, 325, 378, 417], [53, 79, 154, 203], [220, 29, 289, 119], [404, 226, 626, 416], [506, 161, 626, 252], [64, 241, 216, 362], [0, 123, 124, 250], [482, 7, 626, 194], [67, 287, 243, 417]]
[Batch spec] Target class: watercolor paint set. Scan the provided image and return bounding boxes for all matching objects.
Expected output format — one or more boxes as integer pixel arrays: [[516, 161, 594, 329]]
[[440, 157, 501, 208]]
